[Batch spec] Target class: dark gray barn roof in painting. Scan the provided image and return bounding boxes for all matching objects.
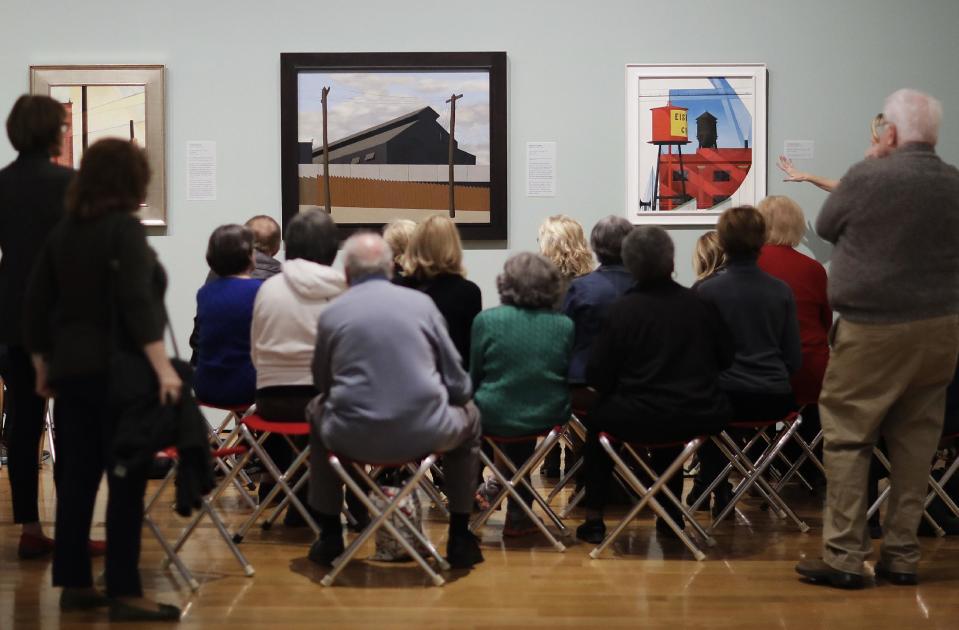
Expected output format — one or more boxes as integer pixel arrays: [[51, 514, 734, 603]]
[[311, 106, 476, 166]]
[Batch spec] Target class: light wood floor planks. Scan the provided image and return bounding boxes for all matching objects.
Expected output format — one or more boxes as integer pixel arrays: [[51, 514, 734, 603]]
[[2, 463, 959, 629]]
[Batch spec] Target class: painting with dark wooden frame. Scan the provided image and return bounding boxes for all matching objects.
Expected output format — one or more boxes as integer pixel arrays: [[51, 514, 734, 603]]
[[280, 52, 507, 240]]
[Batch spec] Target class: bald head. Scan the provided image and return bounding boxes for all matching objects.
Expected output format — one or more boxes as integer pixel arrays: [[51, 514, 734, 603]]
[[883, 89, 943, 146], [342, 232, 394, 284], [245, 215, 281, 256]]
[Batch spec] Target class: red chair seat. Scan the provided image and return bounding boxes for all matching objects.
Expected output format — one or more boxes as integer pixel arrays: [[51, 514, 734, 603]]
[[241, 414, 310, 435]]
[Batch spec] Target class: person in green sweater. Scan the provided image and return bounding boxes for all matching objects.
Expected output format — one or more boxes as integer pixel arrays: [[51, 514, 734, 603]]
[[471, 252, 573, 536]]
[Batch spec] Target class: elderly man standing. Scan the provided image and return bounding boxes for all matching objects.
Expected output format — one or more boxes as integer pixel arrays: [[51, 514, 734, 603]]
[[796, 89, 959, 589], [306, 232, 484, 570]]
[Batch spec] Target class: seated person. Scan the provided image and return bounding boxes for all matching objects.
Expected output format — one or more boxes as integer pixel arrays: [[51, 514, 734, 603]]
[[399, 216, 482, 368], [250, 210, 351, 523], [382, 218, 416, 279], [563, 215, 634, 412], [193, 224, 264, 407], [693, 205, 802, 513], [306, 233, 484, 570], [576, 227, 733, 544], [471, 253, 573, 536], [692, 230, 726, 285]]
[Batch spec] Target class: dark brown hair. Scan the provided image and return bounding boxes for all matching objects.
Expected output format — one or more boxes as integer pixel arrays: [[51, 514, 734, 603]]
[[66, 138, 150, 220], [206, 224, 255, 276], [717, 205, 766, 260], [6, 95, 65, 155]]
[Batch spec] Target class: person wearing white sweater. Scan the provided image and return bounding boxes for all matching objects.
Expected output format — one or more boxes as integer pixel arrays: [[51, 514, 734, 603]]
[[251, 209, 345, 421]]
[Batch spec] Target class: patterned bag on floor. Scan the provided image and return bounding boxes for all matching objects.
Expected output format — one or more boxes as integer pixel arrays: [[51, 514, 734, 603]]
[[369, 485, 427, 561]]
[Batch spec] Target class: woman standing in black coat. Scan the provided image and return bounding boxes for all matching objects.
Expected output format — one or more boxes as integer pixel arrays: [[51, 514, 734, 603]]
[[0, 95, 88, 558], [24, 139, 181, 621]]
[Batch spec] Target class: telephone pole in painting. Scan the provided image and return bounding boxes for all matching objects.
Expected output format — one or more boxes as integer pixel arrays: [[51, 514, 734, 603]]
[[321, 86, 332, 215], [446, 93, 463, 218]]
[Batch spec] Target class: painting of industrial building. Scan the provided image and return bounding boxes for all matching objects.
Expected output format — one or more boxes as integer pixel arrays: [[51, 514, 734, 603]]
[[49, 84, 146, 168], [296, 70, 491, 225], [626, 65, 766, 225]]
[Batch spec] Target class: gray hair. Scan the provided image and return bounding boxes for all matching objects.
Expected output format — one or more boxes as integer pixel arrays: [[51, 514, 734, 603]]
[[622, 226, 674, 286], [590, 215, 634, 265], [883, 88, 942, 145], [496, 252, 562, 309], [342, 232, 394, 284]]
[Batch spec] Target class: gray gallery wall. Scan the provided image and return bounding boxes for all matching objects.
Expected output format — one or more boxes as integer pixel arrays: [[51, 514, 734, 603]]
[[2, 0, 959, 345]]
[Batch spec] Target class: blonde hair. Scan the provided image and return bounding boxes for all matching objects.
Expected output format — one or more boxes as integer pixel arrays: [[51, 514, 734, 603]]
[[382, 219, 417, 266], [538, 215, 593, 278], [693, 231, 726, 280], [756, 195, 806, 247], [403, 215, 466, 279]]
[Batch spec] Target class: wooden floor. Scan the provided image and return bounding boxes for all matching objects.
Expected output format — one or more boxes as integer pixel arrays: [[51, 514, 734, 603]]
[[3, 462, 959, 629]]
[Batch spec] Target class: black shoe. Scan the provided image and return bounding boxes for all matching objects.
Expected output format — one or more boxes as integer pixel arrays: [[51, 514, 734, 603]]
[[685, 482, 711, 512], [711, 482, 734, 519], [795, 558, 864, 589], [875, 563, 918, 585], [446, 532, 484, 569], [655, 515, 684, 539], [59, 588, 109, 611], [308, 535, 345, 567], [575, 518, 606, 545], [109, 601, 181, 622]]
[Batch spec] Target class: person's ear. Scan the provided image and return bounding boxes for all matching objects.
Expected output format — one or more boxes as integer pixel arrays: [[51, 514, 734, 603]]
[[887, 124, 898, 148]]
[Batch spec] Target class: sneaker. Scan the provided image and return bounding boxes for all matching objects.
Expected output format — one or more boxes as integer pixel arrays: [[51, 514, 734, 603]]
[[446, 532, 484, 569], [18, 533, 55, 559], [575, 518, 606, 544], [308, 535, 345, 567], [474, 477, 503, 512]]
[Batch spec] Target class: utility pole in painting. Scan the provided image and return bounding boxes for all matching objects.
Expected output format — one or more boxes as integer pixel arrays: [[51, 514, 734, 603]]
[[446, 93, 463, 218], [321, 86, 332, 214]]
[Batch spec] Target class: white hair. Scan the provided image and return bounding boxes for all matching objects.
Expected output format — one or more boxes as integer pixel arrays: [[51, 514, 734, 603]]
[[342, 232, 394, 284], [883, 88, 943, 145]]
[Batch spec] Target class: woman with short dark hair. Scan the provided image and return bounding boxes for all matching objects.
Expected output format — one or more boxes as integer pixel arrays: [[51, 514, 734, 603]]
[[691, 205, 802, 513], [0, 95, 78, 559], [193, 224, 263, 407], [24, 138, 181, 620], [576, 227, 733, 543], [471, 252, 573, 535]]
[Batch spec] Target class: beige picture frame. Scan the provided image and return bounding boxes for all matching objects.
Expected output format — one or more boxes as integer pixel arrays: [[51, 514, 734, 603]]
[[30, 64, 167, 226]]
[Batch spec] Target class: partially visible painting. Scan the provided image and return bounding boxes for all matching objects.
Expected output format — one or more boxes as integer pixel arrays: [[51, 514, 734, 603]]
[[30, 65, 166, 226], [281, 52, 507, 240], [626, 64, 767, 225]]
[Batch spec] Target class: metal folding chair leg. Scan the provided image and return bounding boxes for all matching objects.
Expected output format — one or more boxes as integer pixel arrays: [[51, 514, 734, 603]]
[[321, 454, 447, 587], [589, 436, 706, 561], [777, 429, 825, 490], [866, 448, 946, 536], [486, 435, 568, 531]]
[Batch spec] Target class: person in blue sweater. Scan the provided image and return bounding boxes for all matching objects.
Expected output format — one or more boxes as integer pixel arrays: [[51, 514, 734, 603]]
[[193, 224, 264, 407]]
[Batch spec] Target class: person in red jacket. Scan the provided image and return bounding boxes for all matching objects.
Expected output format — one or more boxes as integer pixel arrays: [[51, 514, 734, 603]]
[[756, 195, 830, 486]]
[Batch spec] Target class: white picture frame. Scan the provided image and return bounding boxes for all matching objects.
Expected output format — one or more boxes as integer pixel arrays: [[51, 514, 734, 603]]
[[625, 63, 767, 226]]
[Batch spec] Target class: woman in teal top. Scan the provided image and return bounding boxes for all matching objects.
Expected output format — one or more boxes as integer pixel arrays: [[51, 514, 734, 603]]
[[470, 252, 573, 535]]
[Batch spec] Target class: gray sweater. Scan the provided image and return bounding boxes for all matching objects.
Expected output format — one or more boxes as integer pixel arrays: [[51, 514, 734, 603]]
[[816, 143, 959, 324], [310, 276, 472, 463]]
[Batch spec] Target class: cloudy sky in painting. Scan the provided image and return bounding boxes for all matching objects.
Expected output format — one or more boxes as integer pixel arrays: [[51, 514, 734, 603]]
[[298, 71, 490, 165]]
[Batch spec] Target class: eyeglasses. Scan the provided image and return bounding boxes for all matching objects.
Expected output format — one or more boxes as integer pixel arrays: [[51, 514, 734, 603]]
[[871, 113, 888, 143]]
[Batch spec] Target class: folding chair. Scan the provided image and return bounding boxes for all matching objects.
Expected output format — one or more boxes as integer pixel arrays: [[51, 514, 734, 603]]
[[691, 412, 811, 534], [320, 452, 451, 587], [147, 445, 255, 591], [198, 402, 257, 496], [470, 425, 568, 552], [588, 433, 712, 561], [228, 414, 319, 542], [865, 437, 959, 537], [547, 414, 588, 511]]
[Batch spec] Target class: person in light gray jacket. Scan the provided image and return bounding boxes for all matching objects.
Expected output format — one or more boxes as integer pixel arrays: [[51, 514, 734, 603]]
[[306, 232, 484, 571]]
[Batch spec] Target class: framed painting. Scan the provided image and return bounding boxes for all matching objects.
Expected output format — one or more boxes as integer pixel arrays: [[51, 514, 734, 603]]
[[30, 65, 167, 226], [280, 52, 507, 240], [625, 63, 767, 225]]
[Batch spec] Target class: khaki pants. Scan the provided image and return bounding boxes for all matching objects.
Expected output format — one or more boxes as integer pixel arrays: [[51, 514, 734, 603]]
[[820, 314, 959, 574]]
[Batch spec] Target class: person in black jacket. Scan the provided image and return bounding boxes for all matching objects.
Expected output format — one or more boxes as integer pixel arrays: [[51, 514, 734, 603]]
[[692, 205, 802, 514], [398, 215, 481, 368], [24, 139, 181, 621], [576, 227, 733, 544], [0, 95, 84, 559]]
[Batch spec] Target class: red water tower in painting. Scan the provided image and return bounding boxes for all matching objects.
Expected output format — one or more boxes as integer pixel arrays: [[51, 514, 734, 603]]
[[647, 103, 691, 210]]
